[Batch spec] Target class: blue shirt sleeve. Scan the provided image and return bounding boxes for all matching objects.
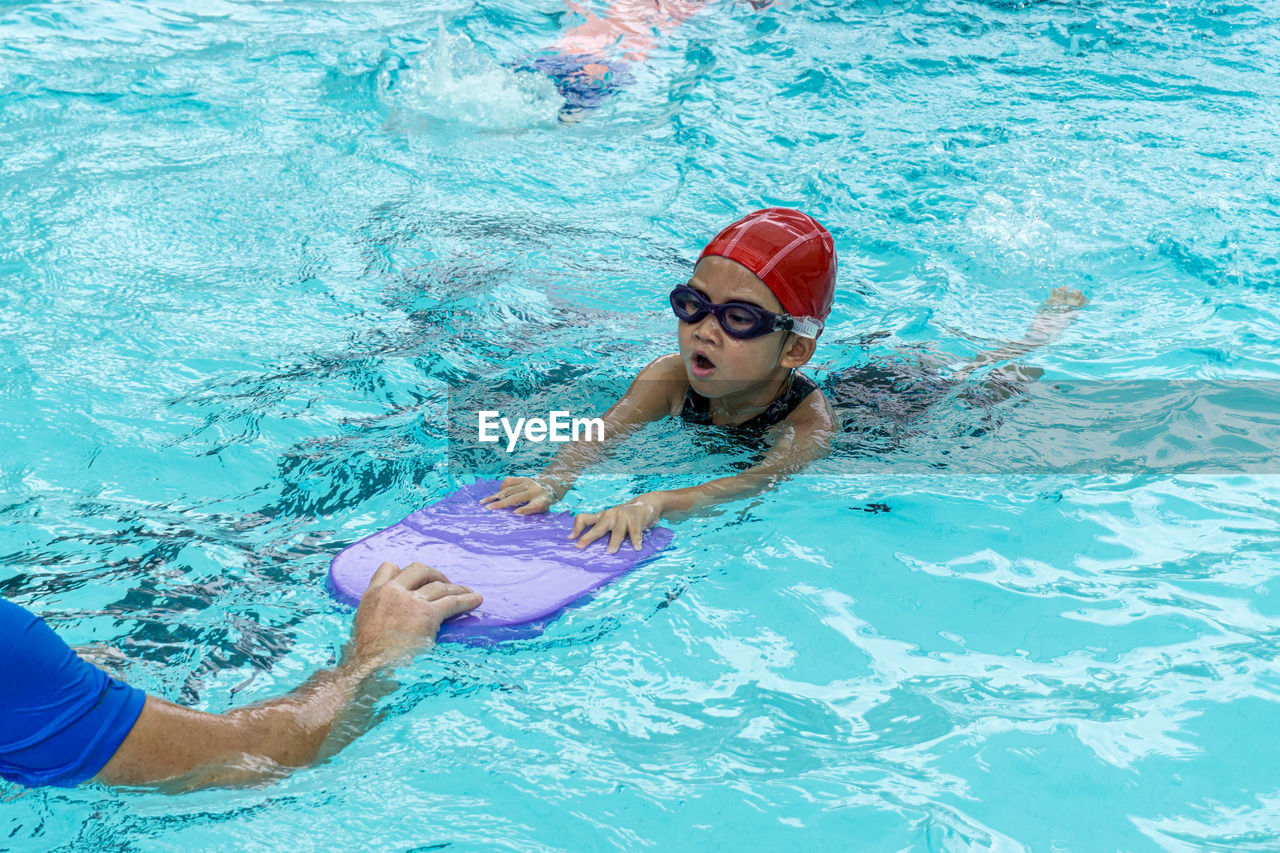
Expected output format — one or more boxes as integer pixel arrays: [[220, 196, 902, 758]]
[[0, 597, 146, 788]]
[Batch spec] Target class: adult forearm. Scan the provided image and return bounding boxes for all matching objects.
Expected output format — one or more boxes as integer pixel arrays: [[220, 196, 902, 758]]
[[223, 653, 389, 769], [99, 652, 393, 790]]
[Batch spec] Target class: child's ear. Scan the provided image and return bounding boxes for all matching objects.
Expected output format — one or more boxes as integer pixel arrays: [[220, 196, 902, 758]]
[[779, 334, 817, 368]]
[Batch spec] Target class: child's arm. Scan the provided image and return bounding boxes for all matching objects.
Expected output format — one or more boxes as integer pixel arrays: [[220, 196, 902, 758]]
[[569, 389, 838, 553], [480, 355, 687, 515]]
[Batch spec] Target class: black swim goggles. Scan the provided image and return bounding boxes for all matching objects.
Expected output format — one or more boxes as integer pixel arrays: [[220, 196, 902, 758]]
[[668, 284, 821, 340]]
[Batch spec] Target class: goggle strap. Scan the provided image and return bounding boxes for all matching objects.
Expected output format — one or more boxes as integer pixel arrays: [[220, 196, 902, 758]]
[[789, 316, 823, 338]]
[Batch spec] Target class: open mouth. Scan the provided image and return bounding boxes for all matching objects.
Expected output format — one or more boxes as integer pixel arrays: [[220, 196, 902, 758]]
[[691, 351, 716, 376]]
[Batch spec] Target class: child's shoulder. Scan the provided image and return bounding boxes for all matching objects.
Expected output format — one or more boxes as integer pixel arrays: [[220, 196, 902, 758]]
[[618, 353, 689, 420], [779, 371, 835, 428], [640, 353, 688, 382]]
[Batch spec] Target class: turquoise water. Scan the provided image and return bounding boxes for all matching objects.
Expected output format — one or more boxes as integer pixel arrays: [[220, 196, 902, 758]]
[[3, 0, 1280, 848]]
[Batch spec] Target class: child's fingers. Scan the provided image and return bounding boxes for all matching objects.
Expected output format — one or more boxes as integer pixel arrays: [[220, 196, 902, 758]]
[[607, 526, 626, 554], [482, 478, 541, 507], [514, 498, 548, 516], [485, 490, 528, 510], [481, 483, 520, 504], [575, 516, 612, 549], [630, 526, 643, 552], [570, 512, 598, 538], [1045, 286, 1087, 309]]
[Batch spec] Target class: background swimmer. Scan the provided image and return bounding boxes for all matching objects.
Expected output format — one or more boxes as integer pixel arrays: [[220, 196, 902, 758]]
[[511, 0, 704, 119]]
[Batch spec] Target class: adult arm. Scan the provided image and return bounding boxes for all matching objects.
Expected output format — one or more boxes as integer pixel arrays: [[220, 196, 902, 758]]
[[94, 562, 480, 790]]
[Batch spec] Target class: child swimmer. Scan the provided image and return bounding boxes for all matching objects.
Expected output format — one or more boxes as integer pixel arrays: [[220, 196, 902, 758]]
[[482, 207, 841, 552]]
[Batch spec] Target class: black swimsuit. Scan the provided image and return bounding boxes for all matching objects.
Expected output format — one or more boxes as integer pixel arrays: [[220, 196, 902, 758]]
[[680, 372, 819, 439]]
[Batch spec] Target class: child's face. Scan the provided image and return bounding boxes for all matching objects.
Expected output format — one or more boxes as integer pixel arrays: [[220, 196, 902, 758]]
[[677, 256, 813, 404]]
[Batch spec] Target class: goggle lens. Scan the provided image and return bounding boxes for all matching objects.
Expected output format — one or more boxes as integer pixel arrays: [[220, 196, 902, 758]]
[[721, 304, 763, 333], [668, 285, 789, 340], [671, 290, 705, 320]]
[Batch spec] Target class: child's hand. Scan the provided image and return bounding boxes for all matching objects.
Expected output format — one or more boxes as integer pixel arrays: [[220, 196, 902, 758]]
[[569, 493, 666, 554], [1044, 286, 1087, 308], [481, 477, 555, 515]]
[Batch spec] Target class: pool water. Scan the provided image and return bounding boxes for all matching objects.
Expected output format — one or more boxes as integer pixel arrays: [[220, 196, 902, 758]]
[[3, 0, 1280, 848]]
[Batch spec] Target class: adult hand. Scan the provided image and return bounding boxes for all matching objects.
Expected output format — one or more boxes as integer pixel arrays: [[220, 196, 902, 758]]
[[569, 492, 665, 554], [352, 562, 483, 666], [480, 476, 556, 515]]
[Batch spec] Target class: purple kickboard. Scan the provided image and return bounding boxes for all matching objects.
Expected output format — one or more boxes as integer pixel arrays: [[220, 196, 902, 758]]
[[327, 479, 674, 643]]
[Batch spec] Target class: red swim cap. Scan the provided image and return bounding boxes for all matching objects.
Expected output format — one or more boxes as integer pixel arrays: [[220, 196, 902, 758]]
[[698, 208, 837, 328]]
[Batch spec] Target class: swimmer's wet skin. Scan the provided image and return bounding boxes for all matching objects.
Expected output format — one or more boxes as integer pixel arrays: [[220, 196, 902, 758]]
[[482, 208, 840, 552]]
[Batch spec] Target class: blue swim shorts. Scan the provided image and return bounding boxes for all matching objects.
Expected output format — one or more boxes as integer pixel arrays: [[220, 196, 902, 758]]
[[510, 52, 631, 116]]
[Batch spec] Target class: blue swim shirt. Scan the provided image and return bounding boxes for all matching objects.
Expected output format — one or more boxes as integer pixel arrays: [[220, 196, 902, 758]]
[[0, 598, 146, 788]]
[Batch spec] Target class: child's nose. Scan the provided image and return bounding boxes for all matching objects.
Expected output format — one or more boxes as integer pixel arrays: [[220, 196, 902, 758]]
[[692, 313, 722, 341]]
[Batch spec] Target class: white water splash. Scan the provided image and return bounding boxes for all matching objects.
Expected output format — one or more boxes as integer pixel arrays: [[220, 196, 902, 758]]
[[384, 18, 562, 131]]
